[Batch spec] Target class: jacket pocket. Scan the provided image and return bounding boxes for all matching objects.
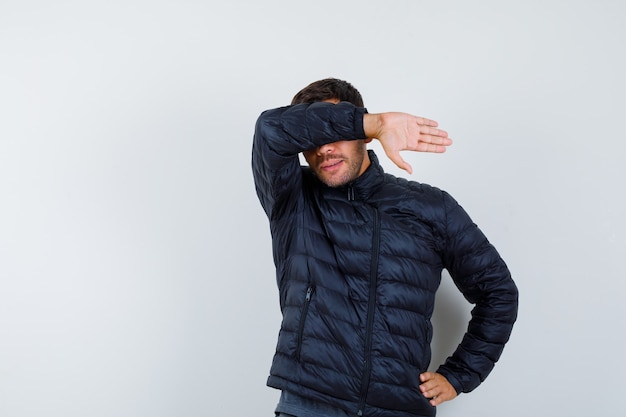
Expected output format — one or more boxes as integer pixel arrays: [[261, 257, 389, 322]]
[[295, 285, 315, 361]]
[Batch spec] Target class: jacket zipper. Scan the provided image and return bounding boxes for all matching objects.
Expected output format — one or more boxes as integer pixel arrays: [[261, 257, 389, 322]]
[[357, 208, 380, 416], [347, 185, 355, 201], [295, 285, 315, 361]]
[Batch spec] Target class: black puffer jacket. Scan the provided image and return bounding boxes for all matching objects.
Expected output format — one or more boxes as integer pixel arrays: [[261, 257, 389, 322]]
[[252, 102, 518, 417]]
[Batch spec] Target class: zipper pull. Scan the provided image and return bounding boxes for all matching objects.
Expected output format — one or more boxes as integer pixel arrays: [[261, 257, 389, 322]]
[[305, 286, 314, 301], [347, 186, 355, 201]]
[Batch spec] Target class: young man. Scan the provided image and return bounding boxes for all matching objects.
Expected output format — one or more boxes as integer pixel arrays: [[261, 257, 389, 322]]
[[252, 78, 518, 417]]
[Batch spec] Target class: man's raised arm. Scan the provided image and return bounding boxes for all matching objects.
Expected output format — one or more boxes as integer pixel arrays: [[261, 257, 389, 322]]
[[252, 102, 367, 217]]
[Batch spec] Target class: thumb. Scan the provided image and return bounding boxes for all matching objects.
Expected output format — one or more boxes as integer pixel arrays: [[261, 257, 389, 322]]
[[388, 151, 413, 175]]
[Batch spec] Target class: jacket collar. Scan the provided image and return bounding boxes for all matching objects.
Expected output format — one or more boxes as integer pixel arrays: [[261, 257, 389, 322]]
[[322, 150, 385, 201]]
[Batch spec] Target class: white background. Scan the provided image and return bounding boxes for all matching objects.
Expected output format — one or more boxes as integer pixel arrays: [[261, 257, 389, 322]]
[[1, 1, 624, 416]]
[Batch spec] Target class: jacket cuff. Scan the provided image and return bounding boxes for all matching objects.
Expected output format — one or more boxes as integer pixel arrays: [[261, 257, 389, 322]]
[[353, 106, 368, 140]]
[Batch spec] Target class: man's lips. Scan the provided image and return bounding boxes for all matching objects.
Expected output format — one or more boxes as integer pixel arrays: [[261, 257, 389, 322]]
[[320, 159, 343, 171]]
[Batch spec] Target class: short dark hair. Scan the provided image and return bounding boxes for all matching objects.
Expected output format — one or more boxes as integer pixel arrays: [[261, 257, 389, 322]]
[[291, 78, 364, 107]]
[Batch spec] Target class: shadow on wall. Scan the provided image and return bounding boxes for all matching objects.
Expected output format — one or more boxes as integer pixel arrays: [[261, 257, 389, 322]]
[[429, 271, 472, 371]]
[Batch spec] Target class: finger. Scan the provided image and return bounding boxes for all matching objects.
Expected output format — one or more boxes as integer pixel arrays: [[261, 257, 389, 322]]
[[419, 373, 444, 394], [421, 384, 447, 405], [429, 395, 444, 407], [417, 133, 453, 149], [430, 388, 457, 407], [419, 372, 457, 407], [420, 126, 448, 138], [415, 117, 438, 127], [420, 386, 439, 398], [419, 134, 453, 145], [415, 143, 448, 153], [419, 372, 433, 382], [419, 379, 440, 394], [418, 377, 436, 394]]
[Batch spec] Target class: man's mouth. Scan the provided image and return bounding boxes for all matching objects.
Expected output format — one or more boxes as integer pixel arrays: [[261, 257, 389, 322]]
[[320, 159, 343, 171]]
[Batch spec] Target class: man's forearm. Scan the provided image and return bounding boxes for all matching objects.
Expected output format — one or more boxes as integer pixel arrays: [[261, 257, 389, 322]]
[[252, 102, 367, 217]]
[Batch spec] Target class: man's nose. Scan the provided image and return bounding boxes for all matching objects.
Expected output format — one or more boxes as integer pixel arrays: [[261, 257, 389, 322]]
[[316, 143, 334, 155]]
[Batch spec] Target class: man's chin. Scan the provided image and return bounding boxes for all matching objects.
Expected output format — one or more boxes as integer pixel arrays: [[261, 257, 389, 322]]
[[314, 167, 357, 188], [319, 175, 349, 188]]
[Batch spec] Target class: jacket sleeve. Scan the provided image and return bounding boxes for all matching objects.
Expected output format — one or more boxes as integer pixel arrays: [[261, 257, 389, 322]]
[[436, 191, 519, 394], [252, 101, 367, 219]]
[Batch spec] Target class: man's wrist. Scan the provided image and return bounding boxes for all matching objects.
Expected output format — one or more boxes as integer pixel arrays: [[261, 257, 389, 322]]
[[363, 113, 382, 139]]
